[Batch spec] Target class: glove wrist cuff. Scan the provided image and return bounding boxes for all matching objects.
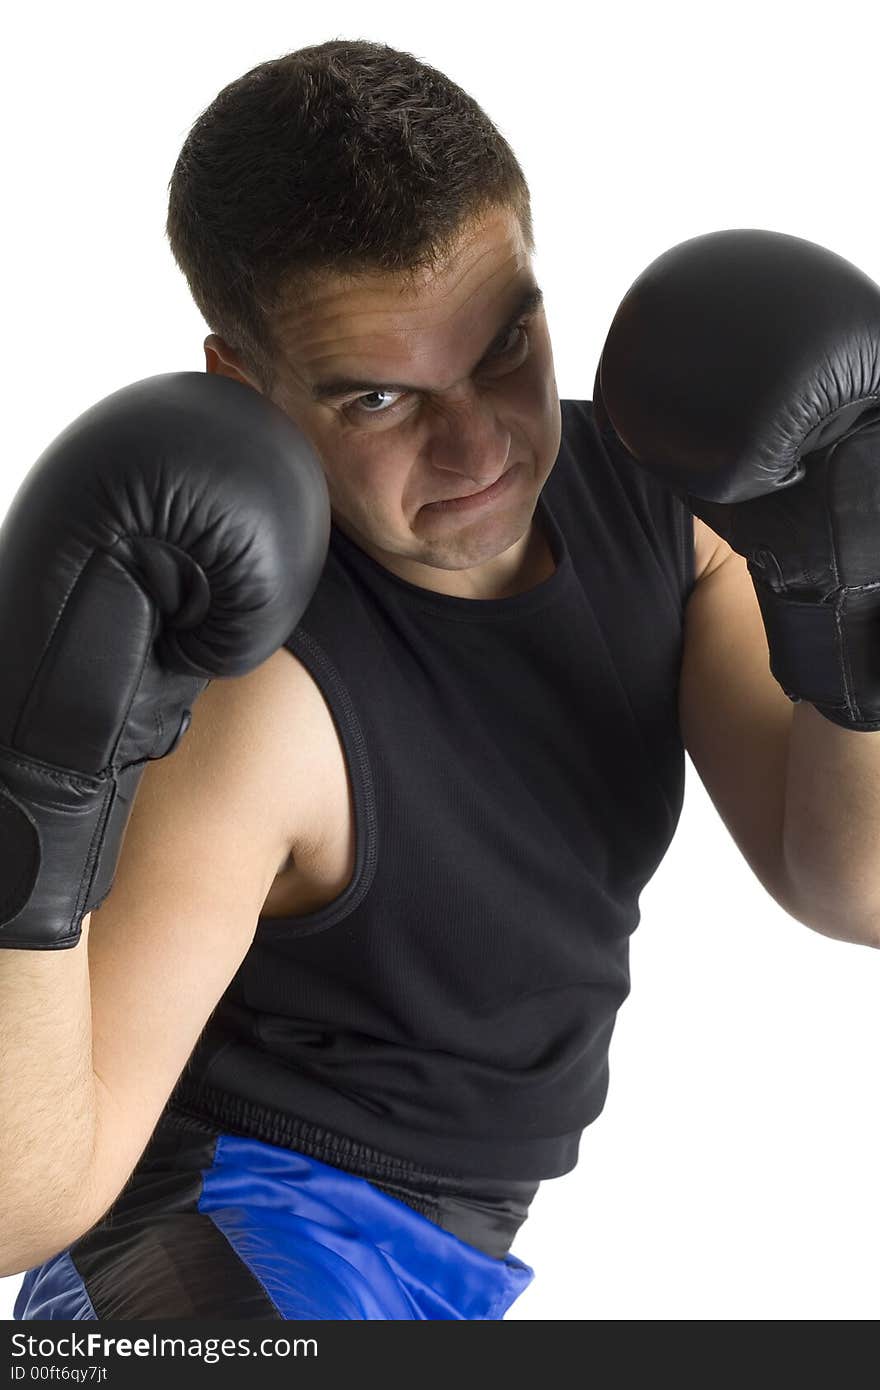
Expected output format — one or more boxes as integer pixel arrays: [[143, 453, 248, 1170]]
[[0, 745, 143, 949], [751, 570, 880, 732]]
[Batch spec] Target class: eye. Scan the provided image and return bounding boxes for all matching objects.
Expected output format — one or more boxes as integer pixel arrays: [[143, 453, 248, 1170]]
[[345, 387, 405, 419], [492, 320, 530, 360], [343, 320, 532, 422]]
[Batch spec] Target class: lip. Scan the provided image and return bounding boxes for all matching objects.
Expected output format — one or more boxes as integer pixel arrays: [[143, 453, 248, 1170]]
[[422, 461, 520, 514]]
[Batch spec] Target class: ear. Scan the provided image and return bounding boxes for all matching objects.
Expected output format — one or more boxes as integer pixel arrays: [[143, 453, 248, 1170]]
[[203, 334, 257, 390]]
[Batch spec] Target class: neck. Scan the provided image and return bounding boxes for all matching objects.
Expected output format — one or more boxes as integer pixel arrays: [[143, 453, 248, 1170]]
[[340, 515, 555, 600]]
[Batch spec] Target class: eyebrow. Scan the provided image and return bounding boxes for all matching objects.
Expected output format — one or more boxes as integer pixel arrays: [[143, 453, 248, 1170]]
[[309, 282, 545, 403]]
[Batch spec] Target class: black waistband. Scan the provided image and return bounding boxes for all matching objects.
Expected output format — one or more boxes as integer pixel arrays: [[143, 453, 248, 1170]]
[[168, 1097, 538, 1259], [365, 1169, 538, 1260]]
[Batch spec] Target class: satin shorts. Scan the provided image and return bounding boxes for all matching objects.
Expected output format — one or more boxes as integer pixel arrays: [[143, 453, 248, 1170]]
[[14, 1109, 534, 1321]]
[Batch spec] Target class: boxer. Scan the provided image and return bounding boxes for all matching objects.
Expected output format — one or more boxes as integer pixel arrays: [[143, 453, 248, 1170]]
[[8, 41, 879, 1322]]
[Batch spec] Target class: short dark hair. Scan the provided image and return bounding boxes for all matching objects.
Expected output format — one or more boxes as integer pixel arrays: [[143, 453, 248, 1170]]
[[165, 38, 535, 395]]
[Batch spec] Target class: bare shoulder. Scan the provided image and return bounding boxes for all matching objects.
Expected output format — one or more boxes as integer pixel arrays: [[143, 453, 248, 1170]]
[[692, 513, 731, 582]]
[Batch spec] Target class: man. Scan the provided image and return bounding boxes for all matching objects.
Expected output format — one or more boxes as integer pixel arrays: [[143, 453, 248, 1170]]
[[9, 39, 880, 1321]]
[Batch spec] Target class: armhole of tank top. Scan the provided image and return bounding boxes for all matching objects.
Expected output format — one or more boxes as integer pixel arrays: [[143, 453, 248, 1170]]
[[676, 497, 696, 605], [256, 626, 379, 937]]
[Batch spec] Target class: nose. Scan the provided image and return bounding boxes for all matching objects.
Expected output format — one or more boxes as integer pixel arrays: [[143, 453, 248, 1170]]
[[426, 388, 511, 486]]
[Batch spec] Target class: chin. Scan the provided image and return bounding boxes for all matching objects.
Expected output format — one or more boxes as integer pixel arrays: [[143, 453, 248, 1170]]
[[420, 514, 534, 571]]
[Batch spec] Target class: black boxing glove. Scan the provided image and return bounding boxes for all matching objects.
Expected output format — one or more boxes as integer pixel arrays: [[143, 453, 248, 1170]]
[[0, 372, 330, 949], [592, 228, 880, 730]]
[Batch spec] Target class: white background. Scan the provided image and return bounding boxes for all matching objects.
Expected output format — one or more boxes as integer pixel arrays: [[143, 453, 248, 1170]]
[[3, 0, 879, 1322]]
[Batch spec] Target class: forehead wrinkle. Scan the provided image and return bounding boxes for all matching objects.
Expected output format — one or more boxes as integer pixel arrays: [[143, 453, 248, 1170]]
[[279, 226, 528, 365], [305, 282, 543, 401], [313, 288, 536, 405]]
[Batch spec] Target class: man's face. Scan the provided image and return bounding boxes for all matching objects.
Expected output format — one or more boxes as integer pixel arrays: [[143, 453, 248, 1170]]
[[206, 205, 562, 592]]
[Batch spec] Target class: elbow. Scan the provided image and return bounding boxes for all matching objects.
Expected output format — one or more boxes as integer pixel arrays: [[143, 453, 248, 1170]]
[[0, 1193, 98, 1281], [0, 1231, 69, 1281], [791, 909, 880, 949], [779, 858, 880, 948]]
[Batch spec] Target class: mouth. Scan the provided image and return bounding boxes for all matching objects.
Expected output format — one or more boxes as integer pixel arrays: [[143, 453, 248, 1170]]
[[421, 461, 521, 514]]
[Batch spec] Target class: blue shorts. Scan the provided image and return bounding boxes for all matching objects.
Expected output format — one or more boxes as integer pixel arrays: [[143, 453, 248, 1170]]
[[13, 1111, 534, 1321]]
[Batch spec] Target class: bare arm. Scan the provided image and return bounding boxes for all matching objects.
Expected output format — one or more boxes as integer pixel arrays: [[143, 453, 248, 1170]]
[[0, 916, 96, 1272], [0, 645, 310, 1276]]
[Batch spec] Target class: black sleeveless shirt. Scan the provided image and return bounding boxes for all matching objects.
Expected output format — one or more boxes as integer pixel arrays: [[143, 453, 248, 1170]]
[[170, 399, 695, 1185]]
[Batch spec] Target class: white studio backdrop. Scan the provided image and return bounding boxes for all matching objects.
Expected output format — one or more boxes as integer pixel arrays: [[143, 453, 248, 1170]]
[[2, 0, 878, 1322]]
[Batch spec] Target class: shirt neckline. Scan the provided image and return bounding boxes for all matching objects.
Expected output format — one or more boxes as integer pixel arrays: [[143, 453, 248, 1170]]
[[329, 486, 573, 620]]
